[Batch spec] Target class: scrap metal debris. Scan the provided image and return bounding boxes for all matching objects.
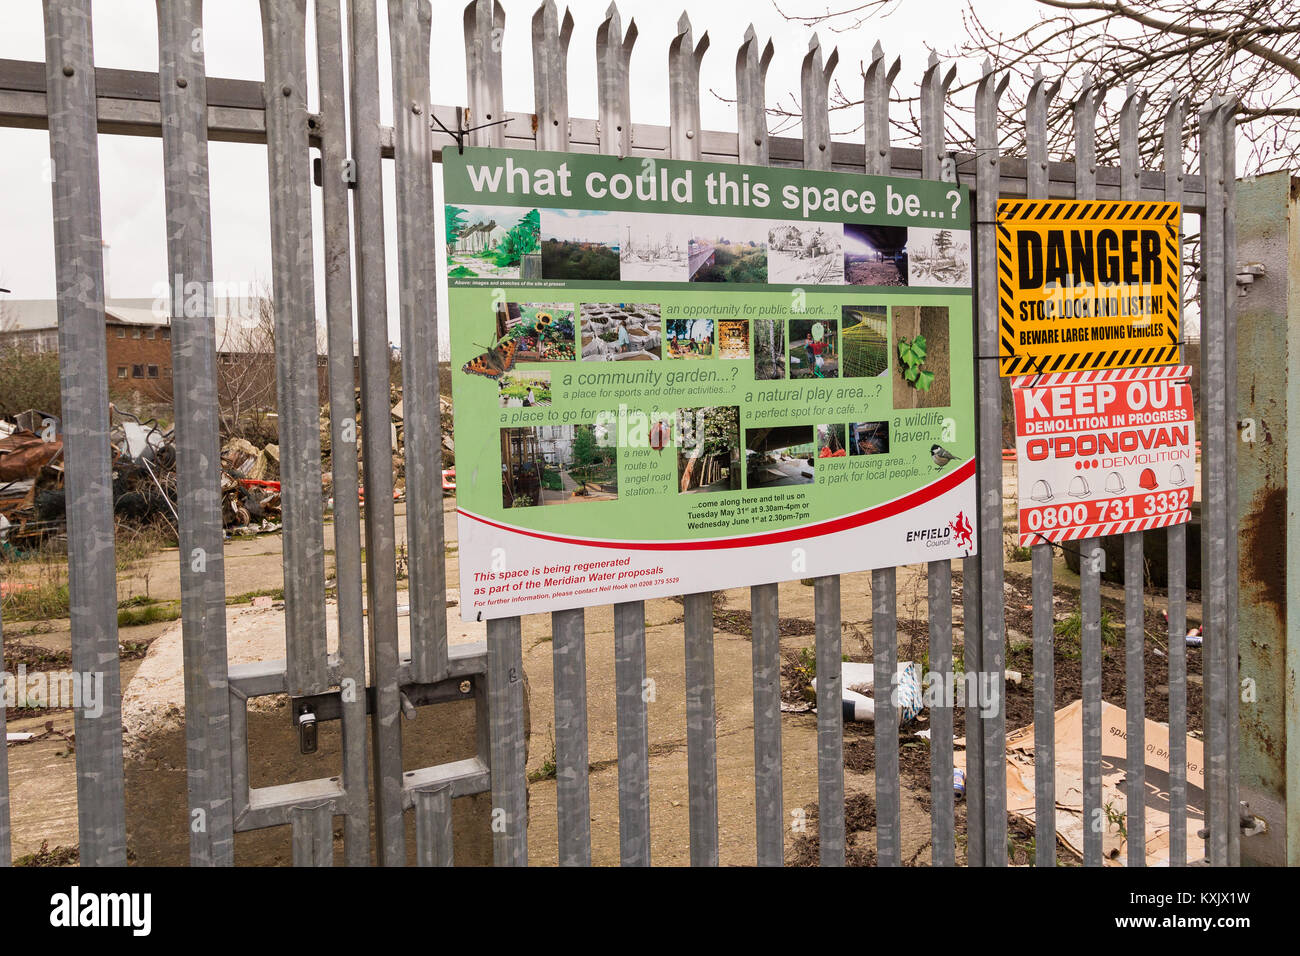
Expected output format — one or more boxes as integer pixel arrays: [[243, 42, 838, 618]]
[[0, 407, 288, 546], [2, 382, 453, 548], [0, 415, 64, 547]]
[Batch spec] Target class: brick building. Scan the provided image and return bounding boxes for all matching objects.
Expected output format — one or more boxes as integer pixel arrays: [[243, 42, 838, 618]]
[[1, 298, 176, 396], [1, 296, 343, 411], [104, 301, 175, 393]]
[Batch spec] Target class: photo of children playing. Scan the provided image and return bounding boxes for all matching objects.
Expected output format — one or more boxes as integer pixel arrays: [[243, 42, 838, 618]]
[[745, 425, 816, 488], [580, 303, 662, 361], [789, 318, 838, 378], [665, 318, 715, 358], [495, 302, 576, 362], [497, 371, 551, 408], [676, 406, 742, 493], [501, 423, 618, 508]]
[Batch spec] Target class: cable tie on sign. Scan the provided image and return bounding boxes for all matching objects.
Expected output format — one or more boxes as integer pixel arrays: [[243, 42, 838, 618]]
[[953, 148, 1005, 173], [1030, 533, 1067, 556], [1023, 354, 1050, 388]]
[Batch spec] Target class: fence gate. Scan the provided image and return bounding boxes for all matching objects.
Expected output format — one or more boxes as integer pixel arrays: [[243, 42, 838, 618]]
[[0, 0, 1241, 866]]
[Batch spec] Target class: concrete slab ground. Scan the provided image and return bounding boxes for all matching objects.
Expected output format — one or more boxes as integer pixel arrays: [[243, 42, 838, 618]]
[[4, 461, 1203, 864], [520, 578, 933, 866]]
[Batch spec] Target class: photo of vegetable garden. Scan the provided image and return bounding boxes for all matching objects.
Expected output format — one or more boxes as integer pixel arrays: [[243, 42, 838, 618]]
[[497, 371, 552, 408], [580, 303, 661, 361], [495, 302, 576, 361]]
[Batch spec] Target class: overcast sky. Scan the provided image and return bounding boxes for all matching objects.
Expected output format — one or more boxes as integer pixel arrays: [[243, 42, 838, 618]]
[[0, 0, 1040, 347]]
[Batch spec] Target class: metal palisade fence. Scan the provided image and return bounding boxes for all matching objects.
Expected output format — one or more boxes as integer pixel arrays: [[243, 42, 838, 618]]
[[0, 0, 1240, 867]]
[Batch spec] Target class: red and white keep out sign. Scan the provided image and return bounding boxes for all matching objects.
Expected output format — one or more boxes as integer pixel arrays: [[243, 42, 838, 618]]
[[1011, 365, 1195, 547]]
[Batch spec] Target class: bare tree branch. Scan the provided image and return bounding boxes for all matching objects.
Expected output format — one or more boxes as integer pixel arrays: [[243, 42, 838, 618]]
[[750, 0, 1300, 175]]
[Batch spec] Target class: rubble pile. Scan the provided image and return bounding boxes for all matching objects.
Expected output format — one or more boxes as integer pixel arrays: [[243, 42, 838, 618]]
[[0, 416, 64, 547], [219, 438, 282, 534], [1, 382, 456, 548]]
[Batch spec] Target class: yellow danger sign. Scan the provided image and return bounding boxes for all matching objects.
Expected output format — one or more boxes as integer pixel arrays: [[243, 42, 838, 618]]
[[996, 199, 1181, 377]]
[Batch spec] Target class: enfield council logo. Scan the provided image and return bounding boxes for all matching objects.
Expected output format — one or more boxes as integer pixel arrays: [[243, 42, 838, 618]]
[[49, 886, 151, 936], [949, 511, 974, 550], [905, 511, 974, 551]]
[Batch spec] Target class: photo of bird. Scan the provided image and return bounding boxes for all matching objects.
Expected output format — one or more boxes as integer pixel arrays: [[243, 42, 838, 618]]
[[930, 443, 961, 470]]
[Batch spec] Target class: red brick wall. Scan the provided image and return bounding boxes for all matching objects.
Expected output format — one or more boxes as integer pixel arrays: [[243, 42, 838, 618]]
[[106, 321, 173, 399], [102, 319, 348, 408]]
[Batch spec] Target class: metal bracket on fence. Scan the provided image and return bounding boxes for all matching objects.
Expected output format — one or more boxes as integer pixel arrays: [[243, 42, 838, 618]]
[[290, 675, 478, 728], [431, 105, 512, 154], [229, 642, 492, 834], [941, 151, 958, 183], [296, 705, 318, 754], [1235, 262, 1265, 293], [1239, 802, 1267, 837]]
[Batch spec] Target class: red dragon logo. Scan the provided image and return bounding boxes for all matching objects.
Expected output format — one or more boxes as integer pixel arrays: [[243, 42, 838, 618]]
[[949, 511, 974, 550]]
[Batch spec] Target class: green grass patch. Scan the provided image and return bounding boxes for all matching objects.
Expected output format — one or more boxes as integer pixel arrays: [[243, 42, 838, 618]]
[[1054, 608, 1123, 648], [528, 732, 558, 783], [528, 758, 557, 784], [117, 602, 181, 628], [225, 587, 285, 606], [1, 578, 70, 622]]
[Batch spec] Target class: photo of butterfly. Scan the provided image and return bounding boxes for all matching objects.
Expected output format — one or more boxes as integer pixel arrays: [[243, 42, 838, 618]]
[[461, 337, 519, 380]]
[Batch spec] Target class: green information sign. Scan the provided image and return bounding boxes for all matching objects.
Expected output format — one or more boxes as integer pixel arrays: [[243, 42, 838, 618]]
[[445, 147, 978, 620]]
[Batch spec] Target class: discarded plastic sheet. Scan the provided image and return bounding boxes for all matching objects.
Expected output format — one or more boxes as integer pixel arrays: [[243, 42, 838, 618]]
[[811, 660, 924, 724]]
